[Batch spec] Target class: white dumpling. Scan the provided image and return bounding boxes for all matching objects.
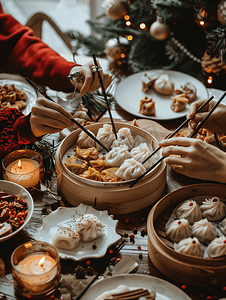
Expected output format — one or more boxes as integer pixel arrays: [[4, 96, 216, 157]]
[[154, 74, 174, 95], [175, 237, 204, 257], [192, 218, 218, 243], [130, 143, 154, 169], [200, 197, 226, 221], [115, 158, 146, 181], [77, 130, 96, 148], [75, 213, 104, 242], [175, 199, 203, 223], [111, 127, 134, 150], [219, 217, 226, 235], [206, 236, 226, 257], [105, 144, 131, 167], [52, 227, 80, 250], [166, 218, 192, 243], [96, 124, 116, 151]]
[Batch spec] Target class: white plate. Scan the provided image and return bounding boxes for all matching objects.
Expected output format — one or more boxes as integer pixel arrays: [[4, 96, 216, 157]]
[[0, 74, 37, 115], [114, 70, 209, 121], [0, 180, 34, 242], [34, 203, 121, 261], [81, 274, 191, 300]]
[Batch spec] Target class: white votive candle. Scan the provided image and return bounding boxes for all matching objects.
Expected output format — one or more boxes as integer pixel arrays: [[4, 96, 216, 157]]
[[6, 158, 40, 188]]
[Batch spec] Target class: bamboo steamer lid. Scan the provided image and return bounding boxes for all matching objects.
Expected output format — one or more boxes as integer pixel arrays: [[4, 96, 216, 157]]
[[147, 183, 226, 286], [55, 122, 167, 214]]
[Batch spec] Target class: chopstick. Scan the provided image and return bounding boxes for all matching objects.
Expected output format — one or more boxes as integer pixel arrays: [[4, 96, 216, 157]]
[[25, 77, 110, 152], [92, 53, 118, 140], [74, 239, 126, 300], [141, 95, 214, 165], [130, 91, 226, 188]]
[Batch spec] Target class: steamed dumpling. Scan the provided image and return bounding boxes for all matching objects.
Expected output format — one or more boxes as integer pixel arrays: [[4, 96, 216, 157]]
[[206, 236, 226, 257], [175, 199, 203, 223], [192, 218, 218, 243], [105, 144, 131, 167], [175, 237, 204, 257], [111, 127, 134, 150], [96, 124, 116, 151], [154, 74, 174, 95], [130, 143, 154, 169], [52, 227, 80, 250], [219, 217, 226, 235], [75, 214, 104, 242], [77, 130, 96, 148], [200, 197, 226, 221], [166, 218, 192, 243], [115, 158, 146, 181]]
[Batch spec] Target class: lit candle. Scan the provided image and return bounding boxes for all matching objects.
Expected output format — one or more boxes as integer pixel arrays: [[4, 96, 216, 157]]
[[11, 242, 61, 299], [6, 158, 40, 188]]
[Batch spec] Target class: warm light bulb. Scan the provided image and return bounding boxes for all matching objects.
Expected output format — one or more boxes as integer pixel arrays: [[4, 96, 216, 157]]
[[18, 159, 22, 169], [117, 61, 122, 65], [127, 35, 133, 41], [207, 76, 213, 84], [120, 53, 126, 58], [139, 23, 146, 30], [124, 15, 130, 20], [126, 21, 131, 26], [199, 20, 205, 26]]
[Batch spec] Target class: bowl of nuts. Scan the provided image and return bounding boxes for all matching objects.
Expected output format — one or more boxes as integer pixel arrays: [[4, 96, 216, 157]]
[[0, 180, 34, 242]]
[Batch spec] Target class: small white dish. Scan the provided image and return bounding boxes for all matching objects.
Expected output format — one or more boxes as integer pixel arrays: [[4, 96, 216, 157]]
[[34, 203, 121, 261], [0, 74, 37, 115], [0, 180, 34, 242], [114, 69, 208, 121], [82, 274, 192, 300]]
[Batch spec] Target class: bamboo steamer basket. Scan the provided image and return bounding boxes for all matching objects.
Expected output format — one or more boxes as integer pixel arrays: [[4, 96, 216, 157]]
[[55, 122, 166, 215], [147, 183, 226, 286]]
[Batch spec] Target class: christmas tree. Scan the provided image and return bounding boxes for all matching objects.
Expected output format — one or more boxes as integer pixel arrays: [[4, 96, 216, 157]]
[[66, 0, 226, 89]]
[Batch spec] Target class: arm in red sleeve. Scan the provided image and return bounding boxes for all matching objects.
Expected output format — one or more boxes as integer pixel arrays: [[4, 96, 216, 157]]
[[0, 4, 77, 92], [0, 108, 38, 158]]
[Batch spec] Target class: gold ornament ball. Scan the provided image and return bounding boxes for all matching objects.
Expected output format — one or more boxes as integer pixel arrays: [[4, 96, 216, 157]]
[[150, 17, 170, 41], [105, 0, 129, 20]]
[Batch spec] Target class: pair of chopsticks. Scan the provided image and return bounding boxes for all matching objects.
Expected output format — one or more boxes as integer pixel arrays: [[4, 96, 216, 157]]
[[129, 92, 226, 188], [25, 77, 110, 152], [74, 239, 126, 300]]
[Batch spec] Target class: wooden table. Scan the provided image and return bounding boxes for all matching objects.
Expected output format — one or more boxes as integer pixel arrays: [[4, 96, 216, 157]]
[[0, 79, 225, 300]]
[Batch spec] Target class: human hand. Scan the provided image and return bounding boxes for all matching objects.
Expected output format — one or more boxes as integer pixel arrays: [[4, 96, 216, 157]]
[[69, 60, 112, 96], [159, 137, 226, 183], [188, 99, 226, 134], [30, 97, 74, 137]]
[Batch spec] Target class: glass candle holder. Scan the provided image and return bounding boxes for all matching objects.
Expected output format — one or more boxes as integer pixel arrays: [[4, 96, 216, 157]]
[[2, 149, 44, 189], [11, 241, 61, 299], [57, 91, 81, 111]]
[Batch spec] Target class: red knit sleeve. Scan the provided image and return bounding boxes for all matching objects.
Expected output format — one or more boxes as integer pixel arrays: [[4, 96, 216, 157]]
[[0, 4, 77, 92], [0, 108, 37, 158]]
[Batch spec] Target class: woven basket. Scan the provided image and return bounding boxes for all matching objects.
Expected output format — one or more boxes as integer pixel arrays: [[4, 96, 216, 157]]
[[147, 183, 226, 286], [55, 122, 166, 215]]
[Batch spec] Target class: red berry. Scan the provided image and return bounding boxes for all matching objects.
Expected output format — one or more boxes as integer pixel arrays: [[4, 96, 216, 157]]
[[109, 249, 113, 254], [138, 246, 141, 250], [181, 285, 186, 290], [124, 218, 130, 224], [223, 286, 226, 291], [206, 296, 212, 300], [86, 260, 91, 265], [189, 202, 193, 206]]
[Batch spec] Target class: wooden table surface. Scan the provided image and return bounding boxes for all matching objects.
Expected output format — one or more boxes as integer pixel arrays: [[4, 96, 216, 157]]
[[0, 79, 225, 300]]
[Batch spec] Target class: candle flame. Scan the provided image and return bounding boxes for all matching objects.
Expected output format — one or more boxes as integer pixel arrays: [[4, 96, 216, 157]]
[[39, 256, 45, 269], [18, 159, 22, 169], [207, 76, 213, 84]]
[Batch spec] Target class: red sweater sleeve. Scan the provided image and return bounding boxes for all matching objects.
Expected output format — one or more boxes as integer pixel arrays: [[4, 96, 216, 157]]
[[0, 108, 37, 158], [0, 4, 77, 92]]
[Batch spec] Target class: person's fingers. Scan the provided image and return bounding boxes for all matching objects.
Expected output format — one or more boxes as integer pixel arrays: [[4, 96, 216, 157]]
[[159, 137, 195, 147]]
